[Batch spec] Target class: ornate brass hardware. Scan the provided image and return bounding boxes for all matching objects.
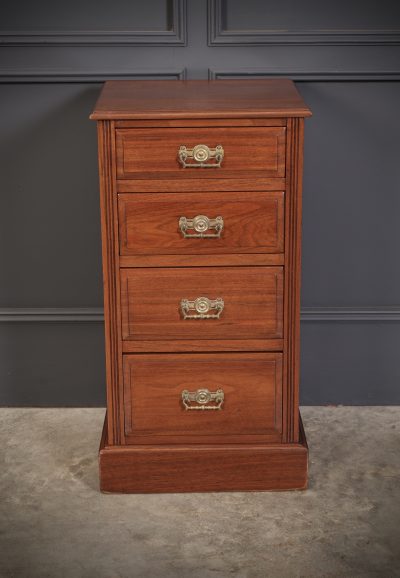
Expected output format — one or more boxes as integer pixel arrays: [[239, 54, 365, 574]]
[[180, 296, 224, 320], [178, 144, 224, 168], [179, 215, 224, 238], [181, 388, 224, 411]]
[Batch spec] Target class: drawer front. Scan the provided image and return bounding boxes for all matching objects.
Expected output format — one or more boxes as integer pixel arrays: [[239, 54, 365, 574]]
[[116, 127, 286, 180], [123, 353, 283, 444], [118, 191, 284, 255], [120, 266, 283, 341]]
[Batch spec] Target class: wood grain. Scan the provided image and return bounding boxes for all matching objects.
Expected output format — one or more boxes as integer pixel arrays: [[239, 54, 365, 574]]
[[90, 79, 312, 120], [92, 78, 311, 492], [97, 121, 122, 445], [283, 118, 304, 444], [123, 352, 282, 444], [116, 126, 286, 180], [121, 338, 284, 353], [115, 118, 286, 128], [120, 266, 284, 341], [99, 414, 308, 493], [118, 191, 284, 255], [116, 178, 286, 193], [119, 253, 284, 267]]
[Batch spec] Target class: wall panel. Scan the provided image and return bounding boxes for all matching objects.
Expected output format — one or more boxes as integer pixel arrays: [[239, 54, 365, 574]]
[[0, 0, 187, 45], [208, 0, 400, 45], [1, 1, 400, 404]]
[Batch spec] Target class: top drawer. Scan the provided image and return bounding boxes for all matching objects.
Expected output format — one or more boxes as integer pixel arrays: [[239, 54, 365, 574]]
[[116, 126, 286, 180]]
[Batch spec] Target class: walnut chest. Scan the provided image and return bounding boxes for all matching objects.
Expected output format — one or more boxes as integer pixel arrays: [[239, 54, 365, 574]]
[[90, 79, 312, 492]]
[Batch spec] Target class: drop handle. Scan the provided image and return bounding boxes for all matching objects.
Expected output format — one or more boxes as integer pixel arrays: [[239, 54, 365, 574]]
[[180, 297, 224, 320], [178, 144, 224, 168], [181, 388, 225, 411], [179, 215, 224, 238]]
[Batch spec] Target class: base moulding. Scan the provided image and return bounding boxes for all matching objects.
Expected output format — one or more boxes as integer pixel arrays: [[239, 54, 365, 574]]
[[99, 414, 308, 493]]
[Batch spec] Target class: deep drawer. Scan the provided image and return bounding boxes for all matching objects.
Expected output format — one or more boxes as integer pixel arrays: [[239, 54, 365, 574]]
[[123, 352, 283, 444], [118, 191, 284, 255], [120, 266, 283, 341], [116, 126, 286, 180]]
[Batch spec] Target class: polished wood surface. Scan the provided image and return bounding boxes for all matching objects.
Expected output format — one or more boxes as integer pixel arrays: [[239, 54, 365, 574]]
[[92, 79, 310, 492], [97, 121, 122, 446], [119, 253, 284, 268], [99, 415, 308, 493], [115, 118, 287, 128], [283, 118, 304, 443], [121, 338, 284, 353], [123, 353, 282, 444], [118, 191, 284, 255], [117, 177, 286, 193], [120, 266, 283, 341], [116, 126, 286, 180], [90, 79, 312, 120]]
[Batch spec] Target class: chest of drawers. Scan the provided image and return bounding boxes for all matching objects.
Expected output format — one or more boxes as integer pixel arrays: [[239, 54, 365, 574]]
[[90, 79, 311, 492]]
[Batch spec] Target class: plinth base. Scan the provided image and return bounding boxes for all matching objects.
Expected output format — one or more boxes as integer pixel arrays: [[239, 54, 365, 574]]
[[99, 415, 308, 493]]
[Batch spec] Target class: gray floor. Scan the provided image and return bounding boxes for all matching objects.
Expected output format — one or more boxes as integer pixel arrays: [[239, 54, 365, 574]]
[[1, 407, 399, 578]]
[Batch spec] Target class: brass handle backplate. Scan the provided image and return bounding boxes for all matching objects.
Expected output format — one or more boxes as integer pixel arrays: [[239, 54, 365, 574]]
[[180, 296, 224, 319], [178, 144, 224, 168], [179, 215, 224, 238], [182, 388, 224, 411]]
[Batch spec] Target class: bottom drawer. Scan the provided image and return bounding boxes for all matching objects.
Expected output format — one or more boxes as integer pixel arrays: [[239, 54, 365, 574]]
[[123, 352, 283, 445]]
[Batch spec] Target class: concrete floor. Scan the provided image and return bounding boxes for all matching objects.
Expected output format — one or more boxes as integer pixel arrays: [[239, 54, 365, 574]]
[[0, 407, 399, 578]]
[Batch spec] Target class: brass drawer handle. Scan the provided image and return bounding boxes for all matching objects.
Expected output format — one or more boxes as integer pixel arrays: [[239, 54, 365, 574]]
[[179, 215, 224, 238], [178, 144, 224, 168], [180, 296, 224, 320], [182, 388, 224, 411]]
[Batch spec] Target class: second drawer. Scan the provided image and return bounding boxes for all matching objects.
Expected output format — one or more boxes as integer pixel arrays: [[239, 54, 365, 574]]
[[118, 191, 284, 255], [120, 266, 283, 340]]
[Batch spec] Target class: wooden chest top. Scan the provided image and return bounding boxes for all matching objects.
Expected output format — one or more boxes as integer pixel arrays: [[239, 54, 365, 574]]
[[90, 79, 312, 120]]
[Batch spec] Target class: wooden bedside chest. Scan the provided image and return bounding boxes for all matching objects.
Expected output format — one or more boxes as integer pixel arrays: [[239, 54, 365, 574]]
[[90, 79, 312, 492]]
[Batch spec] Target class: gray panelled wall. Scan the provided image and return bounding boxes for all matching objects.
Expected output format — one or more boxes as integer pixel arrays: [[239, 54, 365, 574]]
[[1, 0, 400, 405]]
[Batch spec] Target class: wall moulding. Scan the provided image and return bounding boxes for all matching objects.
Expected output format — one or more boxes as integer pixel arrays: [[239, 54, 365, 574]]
[[0, 69, 186, 83], [0, 0, 186, 46], [208, 0, 400, 46], [208, 69, 400, 81], [2, 307, 400, 323]]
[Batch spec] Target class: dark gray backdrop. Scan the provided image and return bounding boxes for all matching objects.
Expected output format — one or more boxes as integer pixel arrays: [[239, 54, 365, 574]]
[[1, 0, 400, 406]]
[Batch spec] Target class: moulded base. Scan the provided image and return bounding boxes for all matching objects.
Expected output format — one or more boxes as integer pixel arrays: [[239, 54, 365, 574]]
[[99, 415, 308, 493]]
